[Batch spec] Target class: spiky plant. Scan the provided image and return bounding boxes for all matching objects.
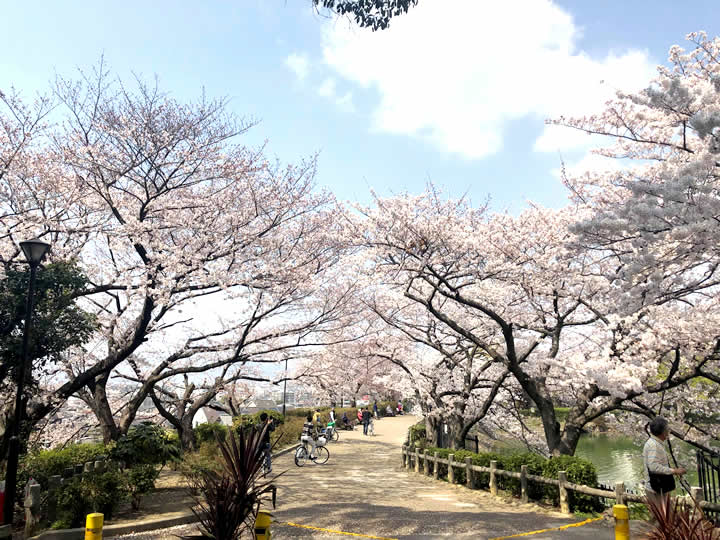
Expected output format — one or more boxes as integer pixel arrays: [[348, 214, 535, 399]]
[[646, 494, 720, 540], [184, 426, 277, 540]]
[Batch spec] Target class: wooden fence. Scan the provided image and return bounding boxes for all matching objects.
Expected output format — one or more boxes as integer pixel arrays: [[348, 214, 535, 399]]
[[401, 445, 720, 515]]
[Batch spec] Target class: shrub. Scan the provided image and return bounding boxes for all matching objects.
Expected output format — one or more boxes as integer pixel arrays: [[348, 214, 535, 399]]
[[408, 421, 426, 448], [111, 422, 180, 467], [20, 442, 107, 491], [56, 470, 128, 527], [195, 422, 229, 445], [180, 442, 224, 481], [184, 427, 276, 540], [542, 455, 603, 513], [501, 452, 547, 500], [126, 464, 161, 511], [646, 494, 720, 539]]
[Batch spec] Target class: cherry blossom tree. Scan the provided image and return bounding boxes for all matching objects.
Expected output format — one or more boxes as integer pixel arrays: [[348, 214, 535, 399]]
[[346, 188, 718, 454], [550, 31, 720, 452], [0, 64, 351, 449]]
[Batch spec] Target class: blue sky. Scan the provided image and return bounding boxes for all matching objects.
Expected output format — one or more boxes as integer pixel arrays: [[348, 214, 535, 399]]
[[2, 0, 718, 212]]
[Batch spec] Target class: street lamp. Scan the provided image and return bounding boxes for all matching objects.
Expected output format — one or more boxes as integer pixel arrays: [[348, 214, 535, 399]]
[[281, 358, 288, 417], [3, 238, 50, 526]]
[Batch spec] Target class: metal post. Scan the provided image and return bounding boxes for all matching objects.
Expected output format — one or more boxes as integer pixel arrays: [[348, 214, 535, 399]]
[[282, 358, 288, 416], [3, 262, 39, 525]]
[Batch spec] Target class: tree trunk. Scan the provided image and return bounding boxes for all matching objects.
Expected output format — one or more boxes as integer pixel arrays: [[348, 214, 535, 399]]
[[179, 417, 195, 452], [89, 376, 121, 443], [424, 415, 442, 447]]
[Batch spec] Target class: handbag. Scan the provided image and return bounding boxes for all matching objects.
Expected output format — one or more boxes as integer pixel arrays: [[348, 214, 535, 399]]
[[649, 472, 676, 494]]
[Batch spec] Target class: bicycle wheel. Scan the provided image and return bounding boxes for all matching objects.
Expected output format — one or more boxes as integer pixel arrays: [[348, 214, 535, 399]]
[[313, 446, 330, 464], [294, 445, 308, 467]]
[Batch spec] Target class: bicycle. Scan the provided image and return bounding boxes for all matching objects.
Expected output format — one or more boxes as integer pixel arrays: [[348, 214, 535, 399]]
[[294, 437, 330, 466], [321, 421, 340, 442]]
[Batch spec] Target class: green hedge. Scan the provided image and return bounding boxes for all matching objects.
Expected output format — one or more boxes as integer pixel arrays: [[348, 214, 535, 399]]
[[542, 455, 604, 513], [20, 442, 108, 491], [418, 445, 602, 513]]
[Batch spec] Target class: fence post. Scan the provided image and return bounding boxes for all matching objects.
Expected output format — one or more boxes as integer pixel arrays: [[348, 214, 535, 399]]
[[95, 460, 106, 473], [63, 467, 74, 478], [465, 457, 473, 488], [424, 450, 430, 475], [691, 486, 704, 509], [24, 481, 41, 538], [47, 474, 62, 523], [448, 454, 455, 484], [490, 460, 498, 496], [401, 446, 406, 468], [558, 471, 570, 514], [414, 449, 420, 473], [520, 465, 528, 503], [74, 464, 84, 475], [84, 461, 94, 474], [615, 482, 626, 506], [433, 452, 440, 480]]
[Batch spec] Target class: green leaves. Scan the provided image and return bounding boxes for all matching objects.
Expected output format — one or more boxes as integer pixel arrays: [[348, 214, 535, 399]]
[[0, 261, 96, 383], [110, 422, 180, 467]]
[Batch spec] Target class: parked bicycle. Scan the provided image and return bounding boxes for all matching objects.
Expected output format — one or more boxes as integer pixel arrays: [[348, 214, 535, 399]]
[[294, 435, 330, 466]]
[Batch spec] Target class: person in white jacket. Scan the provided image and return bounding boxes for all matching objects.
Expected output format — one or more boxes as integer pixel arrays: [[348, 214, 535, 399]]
[[643, 416, 686, 506]]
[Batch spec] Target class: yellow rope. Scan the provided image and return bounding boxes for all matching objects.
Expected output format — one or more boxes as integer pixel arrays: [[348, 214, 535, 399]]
[[278, 521, 398, 540], [488, 516, 604, 539]]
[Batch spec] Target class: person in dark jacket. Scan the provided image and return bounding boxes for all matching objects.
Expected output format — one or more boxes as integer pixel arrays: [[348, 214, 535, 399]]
[[256, 412, 275, 474], [361, 407, 371, 435]]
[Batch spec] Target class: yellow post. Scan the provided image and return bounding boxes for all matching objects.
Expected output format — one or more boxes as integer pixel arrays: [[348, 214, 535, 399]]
[[85, 513, 104, 540], [613, 504, 630, 540], [255, 510, 272, 540]]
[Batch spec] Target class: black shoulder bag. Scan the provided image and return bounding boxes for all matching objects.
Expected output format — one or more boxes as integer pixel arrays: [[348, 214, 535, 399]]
[[649, 472, 676, 494]]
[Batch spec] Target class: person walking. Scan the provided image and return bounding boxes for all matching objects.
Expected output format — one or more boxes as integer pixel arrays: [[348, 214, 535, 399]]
[[255, 412, 275, 475], [362, 407, 371, 436], [301, 413, 318, 459], [643, 416, 686, 508], [373, 401, 379, 419]]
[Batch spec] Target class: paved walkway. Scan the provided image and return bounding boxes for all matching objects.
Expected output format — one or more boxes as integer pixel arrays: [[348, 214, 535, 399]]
[[109, 415, 650, 539], [269, 415, 639, 539]]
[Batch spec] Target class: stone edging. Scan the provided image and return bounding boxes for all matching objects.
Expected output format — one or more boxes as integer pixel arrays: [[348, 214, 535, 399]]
[[29, 444, 301, 539]]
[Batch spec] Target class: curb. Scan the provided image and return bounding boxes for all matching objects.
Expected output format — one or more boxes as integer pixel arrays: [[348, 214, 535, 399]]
[[29, 444, 300, 539], [29, 512, 197, 540]]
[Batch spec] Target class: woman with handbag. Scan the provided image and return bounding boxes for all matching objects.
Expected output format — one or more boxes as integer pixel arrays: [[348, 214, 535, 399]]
[[643, 416, 686, 508]]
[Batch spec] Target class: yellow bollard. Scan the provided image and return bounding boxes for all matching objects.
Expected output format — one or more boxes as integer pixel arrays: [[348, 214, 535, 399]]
[[613, 504, 630, 540], [85, 513, 103, 540], [255, 510, 272, 540]]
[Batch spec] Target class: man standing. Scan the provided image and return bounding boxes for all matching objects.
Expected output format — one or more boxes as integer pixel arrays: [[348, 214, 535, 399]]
[[256, 412, 275, 475], [362, 407, 371, 436], [643, 416, 686, 507]]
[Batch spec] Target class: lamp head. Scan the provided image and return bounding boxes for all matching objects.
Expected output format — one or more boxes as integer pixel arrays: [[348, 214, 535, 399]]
[[19, 238, 51, 265]]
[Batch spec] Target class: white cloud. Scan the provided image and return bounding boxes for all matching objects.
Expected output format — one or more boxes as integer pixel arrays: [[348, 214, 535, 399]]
[[320, 0, 656, 159], [318, 77, 337, 97], [285, 52, 310, 81], [317, 77, 355, 112]]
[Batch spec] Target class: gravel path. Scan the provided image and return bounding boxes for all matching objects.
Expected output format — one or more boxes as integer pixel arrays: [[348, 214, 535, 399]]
[[110, 415, 647, 539]]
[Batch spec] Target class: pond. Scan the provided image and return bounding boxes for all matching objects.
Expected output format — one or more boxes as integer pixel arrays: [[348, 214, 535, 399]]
[[575, 433, 699, 491]]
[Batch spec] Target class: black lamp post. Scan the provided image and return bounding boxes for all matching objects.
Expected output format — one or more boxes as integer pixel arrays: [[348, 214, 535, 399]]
[[3, 238, 50, 526]]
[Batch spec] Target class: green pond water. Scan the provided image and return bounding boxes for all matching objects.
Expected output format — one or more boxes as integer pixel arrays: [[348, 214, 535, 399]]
[[575, 433, 699, 491]]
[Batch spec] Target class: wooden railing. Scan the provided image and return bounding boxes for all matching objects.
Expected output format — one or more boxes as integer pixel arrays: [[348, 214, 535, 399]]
[[401, 445, 720, 514]]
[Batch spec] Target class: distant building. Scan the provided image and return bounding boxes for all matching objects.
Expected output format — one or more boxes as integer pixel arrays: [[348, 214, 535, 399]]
[[193, 407, 233, 427]]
